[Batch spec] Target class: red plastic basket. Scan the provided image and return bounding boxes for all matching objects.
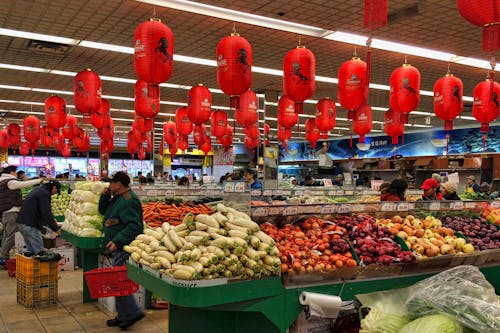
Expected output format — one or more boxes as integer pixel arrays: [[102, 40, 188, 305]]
[[84, 266, 139, 298], [6, 259, 16, 277]]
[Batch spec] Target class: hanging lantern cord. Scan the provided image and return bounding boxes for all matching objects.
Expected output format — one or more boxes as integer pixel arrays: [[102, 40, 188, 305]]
[[447, 63, 451, 75], [490, 56, 496, 81]]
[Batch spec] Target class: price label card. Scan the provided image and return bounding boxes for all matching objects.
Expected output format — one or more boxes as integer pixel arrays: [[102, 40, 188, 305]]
[[252, 207, 269, 217], [251, 190, 262, 196], [451, 201, 464, 210], [397, 202, 410, 211], [465, 202, 476, 209], [328, 191, 336, 196], [303, 190, 311, 196], [302, 206, 319, 214], [338, 204, 352, 214], [234, 182, 247, 193], [135, 190, 146, 196], [146, 190, 159, 197], [490, 201, 500, 209], [336, 190, 344, 196], [381, 202, 397, 212], [352, 204, 365, 212], [294, 190, 303, 196], [282, 190, 292, 196], [269, 206, 284, 216], [344, 190, 354, 196], [407, 203, 415, 210], [224, 182, 235, 192], [296, 206, 307, 214], [283, 206, 298, 216], [263, 190, 273, 196], [429, 202, 441, 211], [320, 205, 337, 214], [362, 190, 369, 195]]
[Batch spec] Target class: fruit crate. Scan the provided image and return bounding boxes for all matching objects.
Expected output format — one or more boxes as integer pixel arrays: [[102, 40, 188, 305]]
[[17, 280, 57, 309], [16, 254, 58, 284]]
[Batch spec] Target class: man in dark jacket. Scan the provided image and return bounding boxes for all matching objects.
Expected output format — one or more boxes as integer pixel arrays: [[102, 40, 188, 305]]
[[17, 180, 61, 256], [99, 171, 144, 329]]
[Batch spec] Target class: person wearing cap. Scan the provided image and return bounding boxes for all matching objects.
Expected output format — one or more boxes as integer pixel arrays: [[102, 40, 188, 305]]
[[333, 174, 344, 186], [0, 165, 43, 268], [16, 180, 61, 257], [98, 171, 144, 329], [441, 181, 461, 201], [419, 178, 441, 200], [465, 175, 480, 194]]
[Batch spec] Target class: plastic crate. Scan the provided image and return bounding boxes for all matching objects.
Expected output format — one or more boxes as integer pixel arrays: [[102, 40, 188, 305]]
[[15, 254, 58, 284], [17, 280, 57, 309], [6, 259, 16, 277], [84, 266, 139, 299]]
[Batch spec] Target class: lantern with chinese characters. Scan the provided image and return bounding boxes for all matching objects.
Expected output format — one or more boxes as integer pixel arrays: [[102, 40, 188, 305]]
[[200, 137, 212, 155], [133, 115, 154, 133], [338, 57, 368, 119], [0, 129, 8, 149], [457, 0, 500, 51], [278, 95, 298, 128], [74, 69, 101, 115], [134, 80, 160, 119], [210, 110, 228, 137], [176, 106, 193, 136], [305, 118, 321, 148], [244, 123, 260, 139], [353, 104, 373, 143], [23, 116, 40, 143], [178, 135, 189, 151], [40, 126, 58, 148], [53, 134, 65, 151], [134, 18, 174, 84], [384, 108, 404, 145], [163, 121, 177, 145], [90, 98, 110, 129], [219, 126, 233, 150], [216, 32, 252, 108], [45, 95, 67, 129], [193, 125, 208, 146], [433, 73, 464, 131], [315, 98, 336, 139], [472, 79, 500, 132], [235, 89, 258, 127], [7, 124, 21, 147], [283, 45, 316, 113], [364, 0, 388, 30], [390, 63, 421, 124], [19, 141, 29, 156], [188, 84, 212, 125], [62, 115, 78, 140]]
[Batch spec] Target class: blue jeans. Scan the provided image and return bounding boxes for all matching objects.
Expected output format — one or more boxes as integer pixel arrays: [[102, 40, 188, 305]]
[[17, 223, 44, 255], [112, 250, 142, 321]]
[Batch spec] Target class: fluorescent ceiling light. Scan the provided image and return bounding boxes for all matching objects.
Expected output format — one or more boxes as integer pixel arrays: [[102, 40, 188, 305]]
[[459, 115, 476, 120], [79, 41, 133, 54], [135, 0, 332, 37], [0, 27, 79, 45], [412, 124, 433, 128], [0, 84, 30, 91], [454, 57, 497, 71]]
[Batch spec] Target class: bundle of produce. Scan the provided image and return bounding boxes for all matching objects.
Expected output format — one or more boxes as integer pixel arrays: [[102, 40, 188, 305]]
[[62, 181, 109, 237], [51, 187, 71, 216], [376, 215, 474, 259], [329, 215, 414, 265], [142, 201, 215, 227], [126, 203, 280, 280], [442, 216, 500, 251], [260, 217, 357, 274]]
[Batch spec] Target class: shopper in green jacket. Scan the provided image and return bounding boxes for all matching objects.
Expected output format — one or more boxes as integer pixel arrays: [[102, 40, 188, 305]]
[[98, 171, 144, 330]]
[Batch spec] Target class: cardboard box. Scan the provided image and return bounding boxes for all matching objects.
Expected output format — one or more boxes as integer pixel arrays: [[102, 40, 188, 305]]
[[50, 246, 75, 271], [289, 312, 333, 333]]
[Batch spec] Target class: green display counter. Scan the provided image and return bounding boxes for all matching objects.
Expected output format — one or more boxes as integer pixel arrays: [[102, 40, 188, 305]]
[[127, 263, 500, 333], [61, 230, 105, 303]]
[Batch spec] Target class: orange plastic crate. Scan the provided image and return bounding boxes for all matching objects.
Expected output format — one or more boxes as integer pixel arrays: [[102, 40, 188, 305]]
[[84, 266, 139, 299], [15, 254, 58, 284], [17, 280, 57, 309]]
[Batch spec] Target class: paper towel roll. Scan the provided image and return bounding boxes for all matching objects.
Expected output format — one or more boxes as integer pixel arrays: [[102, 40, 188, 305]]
[[299, 291, 342, 319]]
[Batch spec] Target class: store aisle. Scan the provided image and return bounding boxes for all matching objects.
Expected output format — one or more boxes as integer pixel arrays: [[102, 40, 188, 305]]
[[0, 269, 169, 333]]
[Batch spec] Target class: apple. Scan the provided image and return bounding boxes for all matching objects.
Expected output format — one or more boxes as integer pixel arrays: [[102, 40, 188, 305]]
[[440, 244, 452, 255], [462, 243, 475, 254], [412, 219, 423, 229], [413, 244, 425, 254], [444, 236, 456, 247], [431, 218, 442, 228], [424, 229, 434, 238], [455, 238, 466, 250], [407, 236, 418, 245], [397, 231, 408, 240]]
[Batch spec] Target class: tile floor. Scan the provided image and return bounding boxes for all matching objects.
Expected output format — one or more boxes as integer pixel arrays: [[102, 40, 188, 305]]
[[0, 269, 169, 333]]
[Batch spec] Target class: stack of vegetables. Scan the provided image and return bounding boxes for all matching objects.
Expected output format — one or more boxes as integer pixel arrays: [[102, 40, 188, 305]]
[[142, 201, 215, 227], [126, 203, 281, 280], [51, 188, 71, 216], [62, 181, 109, 237]]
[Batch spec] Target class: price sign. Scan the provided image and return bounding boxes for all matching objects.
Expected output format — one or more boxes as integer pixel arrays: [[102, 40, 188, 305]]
[[352, 204, 365, 212], [294, 190, 303, 196], [282, 190, 292, 196], [397, 202, 410, 211], [429, 202, 441, 211], [283, 206, 298, 216], [252, 207, 269, 217], [323, 178, 333, 187], [303, 190, 311, 196], [269, 206, 284, 216], [328, 191, 337, 196], [146, 190, 159, 197], [451, 201, 464, 210], [234, 182, 247, 193], [251, 190, 262, 196], [344, 190, 354, 196], [336, 190, 344, 196], [224, 182, 235, 192], [407, 203, 415, 210], [491, 201, 500, 209], [465, 202, 476, 209], [263, 190, 273, 196], [273, 190, 282, 196], [320, 205, 337, 214], [381, 202, 397, 212], [337, 204, 352, 214]]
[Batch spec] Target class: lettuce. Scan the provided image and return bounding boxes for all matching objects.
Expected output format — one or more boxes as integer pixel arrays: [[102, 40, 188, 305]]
[[360, 309, 410, 333], [399, 314, 465, 333]]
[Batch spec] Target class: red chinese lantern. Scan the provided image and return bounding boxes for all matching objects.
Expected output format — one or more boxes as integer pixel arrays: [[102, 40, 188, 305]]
[[338, 57, 368, 118], [384, 108, 404, 145], [19, 141, 30, 156], [200, 137, 212, 155], [390, 63, 421, 124], [146, 133, 154, 153], [127, 131, 140, 155], [53, 134, 65, 151], [132, 128, 147, 143], [219, 126, 233, 150], [23, 116, 40, 143], [283, 45, 316, 114], [90, 98, 110, 129], [73, 128, 89, 150], [99, 117, 114, 141], [353, 104, 373, 143], [101, 140, 113, 155], [187, 84, 212, 125], [244, 136, 260, 149], [433, 73, 464, 131], [210, 110, 228, 137], [44, 95, 67, 129], [278, 96, 298, 128], [169, 144, 178, 157], [472, 79, 500, 132], [137, 145, 146, 160], [244, 123, 260, 139], [216, 32, 252, 108], [178, 135, 189, 151], [62, 115, 78, 140], [264, 123, 270, 136], [40, 126, 58, 148], [77, 134, 90, 153], [305, 118, 321, 148], [61, 144, 71, 158], [193, 125, 208, 146], [133, 116, 154, 133], [158, 140, 164, 156], [74, 69, 101, 115], [364, 0, 388, 30], [278, 125, 292, 144], [134, 80, 160, 119], [235, 89, 258, 127], [134, 18, 174, 84], [315, 98, 337, 138], [7, 124, 21, 147], [0, 129, 8, 149], [457, 0, 500, 51], [176, 107, 193, 136], [163, 121, 177, 145]]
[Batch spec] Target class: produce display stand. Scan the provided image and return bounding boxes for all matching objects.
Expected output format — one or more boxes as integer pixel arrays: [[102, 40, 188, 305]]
[[127, 261, 500, 333], [61, 229, 104, 303]]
